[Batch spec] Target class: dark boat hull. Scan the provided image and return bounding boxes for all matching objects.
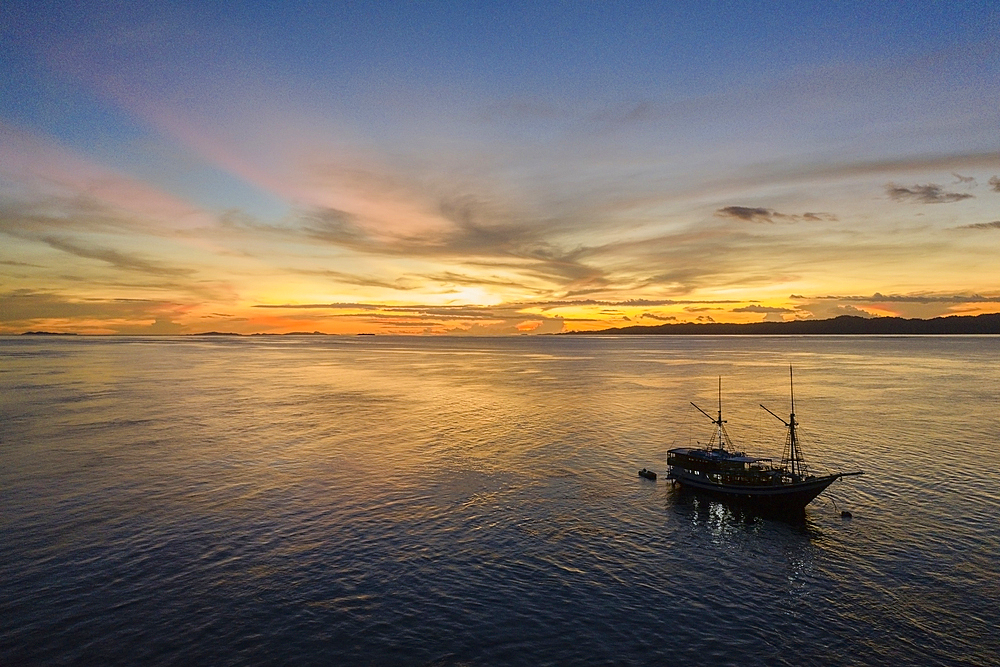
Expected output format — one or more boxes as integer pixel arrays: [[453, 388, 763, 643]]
[[668, 472, 842, 511]]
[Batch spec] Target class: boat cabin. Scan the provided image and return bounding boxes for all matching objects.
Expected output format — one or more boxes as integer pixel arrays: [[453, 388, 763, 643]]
[[667, 446, 792, 486], [667, 447, 768, 472]]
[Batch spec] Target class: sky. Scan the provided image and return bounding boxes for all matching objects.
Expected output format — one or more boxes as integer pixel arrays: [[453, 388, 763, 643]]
[[1, 0, 999, 334]]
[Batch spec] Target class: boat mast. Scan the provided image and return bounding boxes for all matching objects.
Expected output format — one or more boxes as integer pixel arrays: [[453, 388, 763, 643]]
[[787, 366, 801, 477], [760, 365, 807, 478], [691, 376, 730, 450], [717, 376, 724, 448]]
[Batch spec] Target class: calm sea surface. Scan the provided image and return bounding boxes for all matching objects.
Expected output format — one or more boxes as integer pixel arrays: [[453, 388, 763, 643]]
[[2, 335, 998, 666]]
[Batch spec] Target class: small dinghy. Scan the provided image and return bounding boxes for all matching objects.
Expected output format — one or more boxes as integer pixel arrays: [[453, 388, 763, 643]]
[[638, 468, 657, 480]]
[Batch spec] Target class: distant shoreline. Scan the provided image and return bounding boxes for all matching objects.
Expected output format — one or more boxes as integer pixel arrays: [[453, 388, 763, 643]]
[[12, 313, 1000, 336], [15, 331, 369, 337], [560, 313, 1000, 336]]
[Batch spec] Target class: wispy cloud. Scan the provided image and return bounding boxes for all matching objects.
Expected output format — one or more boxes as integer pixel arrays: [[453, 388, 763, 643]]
[[716, 206, 773, 222], [248, 298, 751, 335], [251, 298, 744, 313], [0, 288, 188, 332], [40, 236, 194, 277], [249, 300, 574, 335], [281, 200, 616, 298], [793, 292, 1000, 304], [733, 305, 794, 313], [286, 267, 419, 292], [0, 196, 142, 237], [0, 124, 213, 232], [299, 207, 374, 247], [886, 183, 974, 204], [956, 220, 1000, 230], [770, 152, 1000, 184], [715, 206, 836, 223], [0, 259, 43, 268], [990, 176, 1000, 192]]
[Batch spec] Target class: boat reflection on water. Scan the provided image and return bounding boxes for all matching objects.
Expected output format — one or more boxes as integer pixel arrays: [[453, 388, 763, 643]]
[[665, 480, 824, 530]]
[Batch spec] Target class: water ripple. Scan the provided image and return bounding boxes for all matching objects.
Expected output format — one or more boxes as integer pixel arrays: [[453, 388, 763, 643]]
[[2, 335, 999, 665]]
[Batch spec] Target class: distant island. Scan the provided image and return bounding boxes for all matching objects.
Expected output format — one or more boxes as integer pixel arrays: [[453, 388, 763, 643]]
[[563, 313, 1000, 336], [21, 331, 79, 336]]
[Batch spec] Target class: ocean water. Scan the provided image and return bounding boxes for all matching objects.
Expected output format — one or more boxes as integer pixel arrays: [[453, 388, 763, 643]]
[[1, 334, 998, 666]]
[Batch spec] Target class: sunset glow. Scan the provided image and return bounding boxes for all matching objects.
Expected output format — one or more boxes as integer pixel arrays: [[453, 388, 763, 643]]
[[2, 2, 999, 334]]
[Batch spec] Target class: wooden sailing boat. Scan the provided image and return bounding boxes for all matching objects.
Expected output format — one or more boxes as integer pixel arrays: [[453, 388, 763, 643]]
[[666, 368, 862, 512]]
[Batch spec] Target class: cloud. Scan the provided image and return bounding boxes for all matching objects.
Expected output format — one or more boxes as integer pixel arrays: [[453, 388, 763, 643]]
[[252, 299, 577, 335], [252, 301, 537, 322], [951, 173, 975, 185], [798, 292, 1000, 304], [4, 94, 997, 334], [446, 318, 565, 336], [419, 271, 547, 295], [1, 259, 43, 267], [715, 206, 836, 224], [716, 206, 773, 222], [281, 199, 620, 299], [287, 267, 419, 292], [0, 196, 143, 237], [249, 298, 749, 331], [0, 126, 213, 232], [816, 304, 876, 318], [41, 236, 194, 277], [299, 207, 374, 246], [756, 152, 1000, 186], [990, 176, 1000, 192], [0, 193, 224, 296], [788, 291, 1000, 320], [0, 289, 189, 332], [956, 221, 1000, 230], [733, 304, 796, 321], [801, 212, 836, 221], [116, 317, 186, 334], [733, 305, 794, 313], [885, 183, 974, 204], [533, 298, 743, 307]]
